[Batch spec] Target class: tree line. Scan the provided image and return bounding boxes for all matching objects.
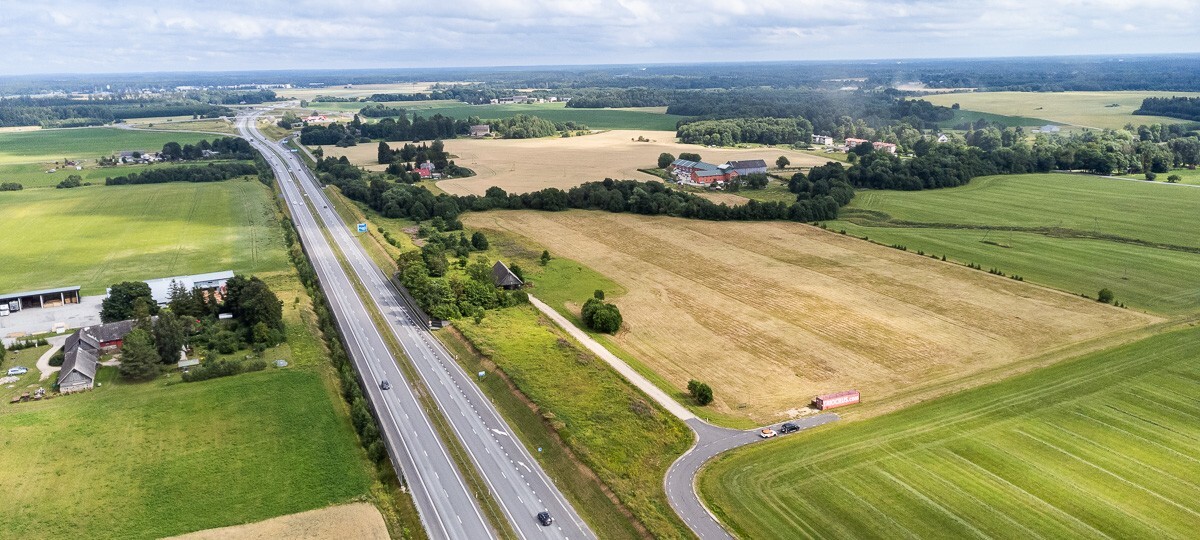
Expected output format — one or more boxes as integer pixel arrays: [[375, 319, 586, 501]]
[[105, 162, 258, 186], [299, 114, 468, 145], [0, 96, 234, 128], [677, 117, 814, 146], [160, 136, 256, 161], [1135, 96, 1200, 122]]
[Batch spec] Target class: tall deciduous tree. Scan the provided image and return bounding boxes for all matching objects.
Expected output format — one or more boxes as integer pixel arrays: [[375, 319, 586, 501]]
[[101, 281, 157, 323], [657, 152, 676, 169]]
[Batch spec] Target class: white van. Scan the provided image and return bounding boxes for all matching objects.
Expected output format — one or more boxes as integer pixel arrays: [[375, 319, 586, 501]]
[[0, 305, 9, 317]]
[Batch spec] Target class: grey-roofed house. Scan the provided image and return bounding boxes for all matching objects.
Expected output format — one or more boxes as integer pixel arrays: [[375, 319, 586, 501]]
[[491, 261, 524, 290], [469, 124, 491, 137], [723, 159, 768, 176], [56, 320, 137, 393]]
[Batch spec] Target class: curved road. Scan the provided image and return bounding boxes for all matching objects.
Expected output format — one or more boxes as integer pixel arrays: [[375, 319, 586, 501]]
[[528, 296, 838, 538]]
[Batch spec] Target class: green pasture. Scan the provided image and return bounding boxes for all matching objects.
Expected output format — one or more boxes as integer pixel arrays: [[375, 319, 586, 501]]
[[0, 127, 209, 165], [455, 305, 693, 539], [0, 368, 371, 539], [0, 159, 244, 190], [937, 108, 1054, 128], [826, 173, 1200, 315], [700, 324, 1200, 539], [392, 102, 686, 131], [0, 180, 288, 295]]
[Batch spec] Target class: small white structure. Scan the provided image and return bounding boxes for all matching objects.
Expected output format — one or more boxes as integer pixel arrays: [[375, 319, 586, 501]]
[[143, 270, 235, 305], [811, 134, 834, 146], [1040, 125, 1061, 133]]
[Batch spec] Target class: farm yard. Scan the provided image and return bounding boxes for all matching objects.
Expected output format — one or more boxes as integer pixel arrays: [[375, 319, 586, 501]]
[[316, 129, 831, 196], [699, 324, 1200, 539], [923, 90, 1200, 130], [828, 173, 1200, 315], [463, 210, 1156, 424], [0, 180, 288, 295]]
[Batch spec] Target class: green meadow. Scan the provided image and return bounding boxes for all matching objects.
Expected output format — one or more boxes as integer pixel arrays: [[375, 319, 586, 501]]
[[0, 180, 288, 295], [0, 368, 372, 539], [0, 127, 208, 165], [700, 324, 1200, 539], [827, 173, 1200, 314], [924, 90, 1200, 130], [349, 101, 687, 131]]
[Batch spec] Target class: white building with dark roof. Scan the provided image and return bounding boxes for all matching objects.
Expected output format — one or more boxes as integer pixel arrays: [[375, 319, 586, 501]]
[[143, 270, 235, 305]]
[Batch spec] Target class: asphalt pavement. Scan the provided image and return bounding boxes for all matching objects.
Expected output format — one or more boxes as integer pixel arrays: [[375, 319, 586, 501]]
[[243, 109, 593, 540]]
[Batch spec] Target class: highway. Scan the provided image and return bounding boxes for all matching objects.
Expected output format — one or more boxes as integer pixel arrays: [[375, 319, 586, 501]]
[[240, 109, 593, 540]]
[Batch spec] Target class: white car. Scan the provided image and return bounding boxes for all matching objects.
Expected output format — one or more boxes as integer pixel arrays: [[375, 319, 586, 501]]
[[7, 366, 29, 377], [758, 428, 777, 439]]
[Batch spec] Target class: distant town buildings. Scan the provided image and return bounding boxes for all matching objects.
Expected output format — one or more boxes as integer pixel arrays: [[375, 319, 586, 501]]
[[811, 134, 834, 146], [845, 138, 898, 154]]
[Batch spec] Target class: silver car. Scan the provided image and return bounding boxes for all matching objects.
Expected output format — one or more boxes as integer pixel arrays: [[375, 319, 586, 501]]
[[7, 366, 29, 377]]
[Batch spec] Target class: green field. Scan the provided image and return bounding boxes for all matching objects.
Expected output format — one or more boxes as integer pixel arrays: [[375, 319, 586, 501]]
[[455, 306, 694, 539], [938, 108, 1055, 128], [826, 173, 1200, 314], [700, 324, 1200, 539], [0, 127, 209, 165], [362, 102, 687, 131], [0, 368, 372, 539], [0, 180, 288, 295], [924, 91, 1200, 130]]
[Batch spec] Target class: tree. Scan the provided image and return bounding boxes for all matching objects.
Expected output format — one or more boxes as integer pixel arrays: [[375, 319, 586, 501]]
[[153, 310, 186, 364], [101, 281, 157, 323], [776, 156, 790, 169], [56, 174, 82, 189], [581, 297, 622, 334], [471, 231, 489, 251], [509, 264, 525, 282], [688, 379, 714, 406], [377, 141, 394, 164], [118, 329, 161, 381], [657, 152, 676, 169], [230, 278, 284, 344], [540, 250, 551, 266], [678, 152, 702, 162], [1168, 174, 1182, 183], [0, 340, 6, 364], [422, 244, 449, 277], [1097, 288, 1115, 304], [167, 281, 201, 318], [1145, 172, 1157, 181], [594, 289, 605, 300]]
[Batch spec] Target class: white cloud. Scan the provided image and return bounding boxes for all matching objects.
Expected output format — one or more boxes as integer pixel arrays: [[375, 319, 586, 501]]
[[0, 0, 1196, 74]]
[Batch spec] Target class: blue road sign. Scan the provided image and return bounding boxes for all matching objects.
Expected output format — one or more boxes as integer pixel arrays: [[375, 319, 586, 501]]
[[357, 223, 367, 233]]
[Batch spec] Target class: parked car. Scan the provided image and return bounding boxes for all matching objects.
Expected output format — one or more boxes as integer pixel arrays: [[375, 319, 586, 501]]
[[379, 380, 391, 390], [779, 422, 799, 434], [759, 428, 777, 439], [7, 367, 29, 377], [536, 511, 554, 526]]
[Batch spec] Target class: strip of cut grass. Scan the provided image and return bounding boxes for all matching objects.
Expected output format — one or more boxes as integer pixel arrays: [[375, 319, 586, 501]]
[[0, 368, 372, 539], [454, 305, 694, 539], [699, 324, 1200, 539]]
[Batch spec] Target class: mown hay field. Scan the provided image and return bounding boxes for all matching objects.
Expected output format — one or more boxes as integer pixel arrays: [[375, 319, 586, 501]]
[[464, 210, 1156, 423], [699, 324, 1200, 539], [923, 90, 1200, 129]]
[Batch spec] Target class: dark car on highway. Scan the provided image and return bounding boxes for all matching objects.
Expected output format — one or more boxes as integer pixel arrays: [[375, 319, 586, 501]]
[[779, 422, 799, 434], [537, 511, 553, 526], [380, 380, 391, 390]]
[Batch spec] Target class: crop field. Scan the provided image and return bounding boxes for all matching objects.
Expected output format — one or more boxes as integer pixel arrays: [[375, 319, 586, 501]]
[[463, 210, 1155, 423], [827, 173, 1200, 314], [280, 82, 445, 101], [699, 324, 1200, 539], [318, 130, 833, 196], [0, 180, 288, 295], [924, 91, 1200, 129], [307, 99, 461, 113], [0, 368, 372, 539], [0, 127, 209, 165], [938, 108, 1055, 128], [398, 102, 688, 131]]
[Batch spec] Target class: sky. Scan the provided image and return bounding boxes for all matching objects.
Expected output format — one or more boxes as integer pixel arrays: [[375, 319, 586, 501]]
[[1, 0, 1198, 75]]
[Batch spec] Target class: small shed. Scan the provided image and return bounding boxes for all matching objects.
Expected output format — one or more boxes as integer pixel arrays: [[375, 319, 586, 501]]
[[491, 261, 524, 290]]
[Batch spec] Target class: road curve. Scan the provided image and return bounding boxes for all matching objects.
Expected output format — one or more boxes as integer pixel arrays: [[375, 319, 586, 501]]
[[528, 295, 839, 539]]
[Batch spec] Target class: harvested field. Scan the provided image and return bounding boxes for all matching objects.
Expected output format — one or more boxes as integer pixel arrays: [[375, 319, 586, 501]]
[[318, 130, 833, 196], [924, 90, 1200, 130], [168, 503, 388, 540], [465, 210, 1157, 423]]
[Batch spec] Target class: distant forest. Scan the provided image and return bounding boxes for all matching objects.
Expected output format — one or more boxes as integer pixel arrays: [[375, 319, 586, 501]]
[[0, 89, 274, 128]]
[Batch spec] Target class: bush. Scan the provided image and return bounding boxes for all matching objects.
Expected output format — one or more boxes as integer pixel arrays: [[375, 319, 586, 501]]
[[1097, 288, 1116, 304], [181, 358, 261, 382], [1168, 174, 1182, 183], [0, 182, 22, 191], [1145, 172, 1157, 181], [688, 379, 714, 406], [49, 351, 65, 367], [56, 175, 82, 189], [581, 297, 622, 334]]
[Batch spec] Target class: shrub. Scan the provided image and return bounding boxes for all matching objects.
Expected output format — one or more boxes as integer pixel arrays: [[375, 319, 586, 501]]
[[0, 182, 22, 191], [688, 379, 714, 406], [581, 297, 622, 334], [1097, 288, 1115, 304], [49, 351, 65, 367], [1168, 174, 1182, 183]]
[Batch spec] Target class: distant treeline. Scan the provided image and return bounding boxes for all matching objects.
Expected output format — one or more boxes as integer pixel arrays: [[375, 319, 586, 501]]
[[488, 114, 587, 138], [1135, 96, 1200, 122], [300, 114, 467, 145], [0, 89, 273, 128], [105, 162, 258, 185], [564, 88, 670, 108], [359, 104, 407, 117]]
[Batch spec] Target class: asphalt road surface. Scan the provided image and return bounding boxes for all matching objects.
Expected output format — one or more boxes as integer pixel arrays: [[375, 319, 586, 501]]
[[241, 109, 593, 540]]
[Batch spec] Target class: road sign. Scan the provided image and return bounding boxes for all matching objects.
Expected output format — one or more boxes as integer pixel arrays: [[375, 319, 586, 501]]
[[357, 223, 367, 233]]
